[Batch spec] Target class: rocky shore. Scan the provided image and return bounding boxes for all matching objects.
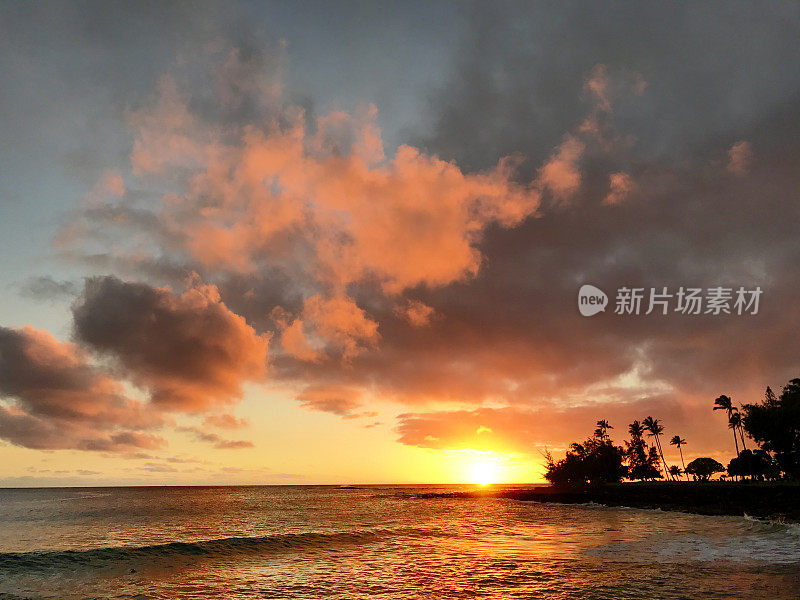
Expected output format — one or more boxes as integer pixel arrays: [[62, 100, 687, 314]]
[[414, 482, 800, 521]]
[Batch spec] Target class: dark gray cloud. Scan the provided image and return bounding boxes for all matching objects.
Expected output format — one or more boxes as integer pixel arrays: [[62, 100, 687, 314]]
[[415, 1, 800, 169], [0, 326, 164, 451], [410, 2, 800, 378], [72, 276, 270, 411]]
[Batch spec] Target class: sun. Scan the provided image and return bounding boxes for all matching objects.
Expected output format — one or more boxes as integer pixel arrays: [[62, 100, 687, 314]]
[[469, 460, 498, 486]]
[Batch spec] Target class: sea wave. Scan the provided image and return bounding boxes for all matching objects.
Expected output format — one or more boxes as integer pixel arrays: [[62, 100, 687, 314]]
[[588, 521, 800, 565], [0, 529, 383, 573]]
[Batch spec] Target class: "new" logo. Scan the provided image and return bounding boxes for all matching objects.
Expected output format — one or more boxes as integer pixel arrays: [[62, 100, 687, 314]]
[[578, 284, 608, 316]]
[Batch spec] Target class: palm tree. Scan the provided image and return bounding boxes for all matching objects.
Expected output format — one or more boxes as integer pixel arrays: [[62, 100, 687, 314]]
[[629, 420, 645, 439], [729, 412, 747, 452], [594, 419, 613, 441], [713, 395, 740, 456], [643, 416, 671, 480], [668, 465, 683, 479], [670, 435, 688, 480], [626, 420, 659, 481]]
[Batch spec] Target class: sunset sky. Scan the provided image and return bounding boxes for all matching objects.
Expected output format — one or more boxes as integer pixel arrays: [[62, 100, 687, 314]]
[[1, 1, 800, 486]]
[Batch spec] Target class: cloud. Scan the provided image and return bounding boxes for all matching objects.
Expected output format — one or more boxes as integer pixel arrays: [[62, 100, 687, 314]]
[[178, 426, 254, 449], [538, 135, 585, 201], [71, 275, 270, 411], [61, 46, 541, 309], [296, 384, 363, 417], [603, 172, 635, 205], [394, 299, 436, 327], [369, 2, 800, 416], [727, 141, 754, 175], [142, 462, 179, 473], [279, 318, 322, 363], [0, 326, 164, 451], [87, 170, 125, 201], [300, 294, 380, 361], [63, 22, 800, 428], [173, 124, 538, 295], [203, 414, 249, 429], [583, 64, 613, 113], [77, 432, 165, 452], [213, 438, 255, 449], [18, 276, 78, 301]]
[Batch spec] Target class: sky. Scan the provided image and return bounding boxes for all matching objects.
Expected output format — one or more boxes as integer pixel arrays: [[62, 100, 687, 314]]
[[1, 1, 799, 486]]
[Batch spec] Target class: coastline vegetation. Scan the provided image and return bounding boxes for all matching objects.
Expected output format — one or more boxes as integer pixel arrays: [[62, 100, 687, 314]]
[[543, 377, 800, 487]]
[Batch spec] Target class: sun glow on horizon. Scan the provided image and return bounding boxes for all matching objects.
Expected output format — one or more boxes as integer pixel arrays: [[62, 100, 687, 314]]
[[449, 449, 543, 486], [469, 460, 499, 485]]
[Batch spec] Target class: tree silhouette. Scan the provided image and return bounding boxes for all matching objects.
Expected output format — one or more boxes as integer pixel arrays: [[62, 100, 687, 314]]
[[729, 412, 747, 453], [594, 419, 613, 441], [544, 425, 628, 487], [714, 395, 741, 457], [668, 465, 683, 479], [685, 457, 725, 482], [727, 449, 778, 481], [628, 420, 646, 439], [669, 435, 688, 480], [742, 380, 800, 479], [625, 420, 661, 481], [643, 416, 671, 480]]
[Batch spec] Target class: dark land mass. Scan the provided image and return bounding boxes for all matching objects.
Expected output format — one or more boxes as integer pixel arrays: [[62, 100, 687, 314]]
[[413, 482, 800, 521]]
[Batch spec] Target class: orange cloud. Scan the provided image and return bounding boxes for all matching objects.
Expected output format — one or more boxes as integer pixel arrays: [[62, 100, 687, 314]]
[[203, 414, 249, 429], [301, 294, 380, 361], [583, 64, 612, 113], [538, 134, 585, 200], [121, 67, 541, 307], [280, 318, 322, 363], [604, 172, 635, 205], [296, 384, 363, 416], [395, 299, 436, 327]]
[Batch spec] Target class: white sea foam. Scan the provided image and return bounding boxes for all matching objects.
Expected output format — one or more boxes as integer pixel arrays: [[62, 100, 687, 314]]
[[588, 521, 800, 564]]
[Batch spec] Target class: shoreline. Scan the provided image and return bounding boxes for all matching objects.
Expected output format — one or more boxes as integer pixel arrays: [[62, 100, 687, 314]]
[[413, 482, 800, 521]]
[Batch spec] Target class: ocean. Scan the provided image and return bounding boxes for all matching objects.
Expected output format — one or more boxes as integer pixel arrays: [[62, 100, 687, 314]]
[[0, 485, 798, 599]]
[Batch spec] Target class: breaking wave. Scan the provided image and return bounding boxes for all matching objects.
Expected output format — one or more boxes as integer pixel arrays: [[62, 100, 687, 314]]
[[0, 529, 384, 572]]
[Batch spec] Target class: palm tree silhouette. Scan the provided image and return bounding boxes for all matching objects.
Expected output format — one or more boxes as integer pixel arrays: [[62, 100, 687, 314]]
[[713, 395, 740, 457], [729, 412, 748, 452], [668, 465, 683, 479], [594, 419, 613, 441], [625, 420, 662, 481], [643, 416, 671, 480], [629, 420, 645, 439], [670, 435, 688, 480]]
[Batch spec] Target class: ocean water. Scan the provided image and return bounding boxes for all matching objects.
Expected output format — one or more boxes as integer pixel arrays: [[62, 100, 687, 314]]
[[0, 486, 798, 599]]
